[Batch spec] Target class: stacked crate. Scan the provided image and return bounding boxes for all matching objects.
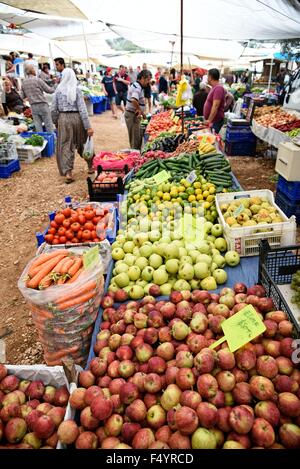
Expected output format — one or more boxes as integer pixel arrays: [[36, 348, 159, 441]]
[[225, 123, 257, 156], [275, 176, 300, 224]]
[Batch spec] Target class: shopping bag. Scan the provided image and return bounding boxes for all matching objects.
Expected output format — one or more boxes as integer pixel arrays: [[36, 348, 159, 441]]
[[82, 137, 94, 161]]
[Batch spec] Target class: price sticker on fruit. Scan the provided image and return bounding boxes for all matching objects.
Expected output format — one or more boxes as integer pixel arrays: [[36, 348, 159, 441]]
[[209, 304, 266, 352], [83, 246, 99, 270]]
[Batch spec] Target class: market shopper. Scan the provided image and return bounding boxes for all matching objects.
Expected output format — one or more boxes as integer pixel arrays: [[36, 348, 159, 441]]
[[159, 71, 169, 94], [203, 68, 225, 134], [142, 63, 152, 113], [54, 57, 66, 83], [192, 71, 201, 93], [193, 82, 209, 116], [124, 69, 152, 150], [128, 66, 137, 83], [3, 79, 24, 114], [102, 67, 118, 119], [24, 53, 39, 75], [21, 65, 54, 132], [114, 65, 130, 113], [51, 68, 94, 184], [39, 63, 55, 86]]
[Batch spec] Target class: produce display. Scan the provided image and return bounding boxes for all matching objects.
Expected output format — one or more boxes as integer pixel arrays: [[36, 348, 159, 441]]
[[92, 151, 140, 171], [59, 284, 300, 449], [291, 271, 300, 309], [146, 111, 182, 141], [24, 135, 44, 147], [0, 365, 69, 449], [143, 133, 186, 153], [254, 107, 300, 132], [168, 139, 199, 157], [219, 196, 284, 228], [44, 205, 112, 245]]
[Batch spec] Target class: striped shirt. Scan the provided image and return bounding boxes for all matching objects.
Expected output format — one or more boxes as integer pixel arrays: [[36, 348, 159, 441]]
[[21, 76, 54, 105], [51, 87, 91, 130], [125, 81, 145, 113]]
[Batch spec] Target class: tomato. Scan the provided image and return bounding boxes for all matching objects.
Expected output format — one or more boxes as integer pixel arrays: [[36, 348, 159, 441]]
[[93, 216, 101, 225], [93, 237, 100, 242], [91, 230, 97, 239], [70, 213, 79, 223], [62, 207, 72, 218], [59, 236, 67, 244], [78, 214, 86, 225], [82, 230, 91, 241], [45, 234, 54, 244], [65, 230, 74, 240], [71, 238, 79, 244], [54, 213, 65, 225], [84, 221, 94, 231], [52, 238, 60, 245], [84, 205, 93, 211], [48, 227, 56, 235], [71, 222, 81, 232], [62, 219, 71, 229], [77, 230, 83, 240], [50, 220, 58, 229], [84, 210, 95, 220], [58, 227, 66, 236]]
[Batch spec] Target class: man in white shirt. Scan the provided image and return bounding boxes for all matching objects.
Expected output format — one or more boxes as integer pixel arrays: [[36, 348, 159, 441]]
[[24, 53, 39, 75]]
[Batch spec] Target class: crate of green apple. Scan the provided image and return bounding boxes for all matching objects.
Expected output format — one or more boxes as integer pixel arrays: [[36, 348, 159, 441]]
[[0, 365, 71, 449], [59, 284, 300, 449]]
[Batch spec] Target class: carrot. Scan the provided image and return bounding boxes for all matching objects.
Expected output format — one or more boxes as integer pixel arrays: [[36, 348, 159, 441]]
[[44, 345, 79, 361], [55, 280, 97, 304], [68, 257, 83, 277], [66, 267, 84, 284], [56, 290, 96, 310], [38, 273, 53, 290], [52, 256, 71, 275], [61, 258, 75, 275], [57, 275, 69, 285], [28, 250, 69, 277], [27, 254, 67, 289]]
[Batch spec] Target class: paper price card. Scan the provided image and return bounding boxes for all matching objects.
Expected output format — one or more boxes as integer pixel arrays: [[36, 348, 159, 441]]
[[187, 170, 197, 184], [233, 204, 245, 218], [209, 304, 266, 352], [182, 213, 205, 242], [83, 246, 99, 270], [152, 170, 171, 185]]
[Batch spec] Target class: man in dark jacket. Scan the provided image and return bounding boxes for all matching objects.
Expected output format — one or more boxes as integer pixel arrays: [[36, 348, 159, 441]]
[[193, 82, 209, 116]]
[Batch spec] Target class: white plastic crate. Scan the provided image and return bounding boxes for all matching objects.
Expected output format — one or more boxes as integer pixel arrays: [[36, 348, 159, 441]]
[[17, 140, 47, 163], [216, 189, 296, 257]]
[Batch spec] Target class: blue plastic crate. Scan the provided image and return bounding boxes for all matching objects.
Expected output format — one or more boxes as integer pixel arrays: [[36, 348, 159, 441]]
[[275, 190, 300, 223], [225, 140, 256, 156], [20, 131, 56, 157], [0, 159, 20, 178], [277, 176, 300, 202], [225, 128, 256, 143]]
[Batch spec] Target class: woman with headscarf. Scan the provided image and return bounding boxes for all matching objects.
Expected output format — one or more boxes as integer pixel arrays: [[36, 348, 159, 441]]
[[51, 68, 94, 183]]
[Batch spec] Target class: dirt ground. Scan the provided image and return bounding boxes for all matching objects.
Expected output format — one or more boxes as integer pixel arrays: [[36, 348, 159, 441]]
[[0, 114, 298, 365]]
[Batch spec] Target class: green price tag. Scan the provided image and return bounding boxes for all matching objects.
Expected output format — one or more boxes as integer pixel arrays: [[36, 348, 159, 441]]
[[182, 213, 205, 242], [233, 204, 245, 218], [209, 305, 266, 352], [83, 246, 99, 270], [152, 170, 171, 185]]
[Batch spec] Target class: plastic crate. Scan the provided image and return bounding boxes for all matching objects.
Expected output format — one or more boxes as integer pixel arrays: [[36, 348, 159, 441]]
[[277, 175, 300, 202], [225, 140, 256, 156], [258, 240, 300, 334], [21, 131, 56, 157], [0, 141, 18, 163], [225, 127, 256, 143], [275, 190, 300, 224], [0, 158, 20, 178], [216, 189, 296, 257], [17, 146, 42, 163], [87, 165, 131, 202]]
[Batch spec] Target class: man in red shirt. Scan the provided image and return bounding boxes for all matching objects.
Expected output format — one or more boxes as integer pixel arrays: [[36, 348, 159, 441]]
[[203, 68, 225, 134]]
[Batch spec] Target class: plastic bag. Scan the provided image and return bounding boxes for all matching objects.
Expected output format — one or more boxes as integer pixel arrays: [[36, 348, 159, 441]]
[[82, 136, 94, 161], [18, 250, 104, 366]]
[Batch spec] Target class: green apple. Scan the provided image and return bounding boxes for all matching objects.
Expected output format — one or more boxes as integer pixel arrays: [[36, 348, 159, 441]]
[[168, 277, 177, 287], [171, 231, 183, 241], [192, 428, 217, 449], [153, 243, 167, 257], [149, 230, 161, 242], [135, 257, 149, 270], [197, 241, 211, 255], [213, 269, 228, 284], [142, 266, 155, 282], [189, 250, 200, 263], [160, 283, 172, 295], [115, 262, 129, 275], [111, 241, 122, 250], [153, 268, 169, 285], [129, 285, 144, 299], [214, 238, 227, 253], [213, 254, 226, 268], [178, 247, 188, 257], [194, 262, 210, 280], [134, 232, 149, 246], [136, 279, 147, 287], [210, 262, 218, 272], [112, 248, 125, 261], [116, 234, 126, 244], [123, 241, 135, 253], [123, 285, 132, 294], [128, 265, 141, 281], [165, 259, 180, 274], [178, 263, 194, 281], [139, 244, 153, 258], [108, 283, 119, 293], [204, 221, 213, 234], [132, 247, 140, 257], [164, 244, 180, 260], [211, 224, 223, 238], [205, 235, 216, 244], [126, 229, 135, 241], [149, 254, 163, 269], [151, 221, 161, 231], [196, 254, 212, 267], [200, 276, 217, 291], [114, 273, 130, 288], [144, 283, 154, 294], [139, 218, 150, 233], [225, 251, 240, 267], [211, 248, 220, 256], [191, 279, 200, 290], [124, 254, 136, 266], [173, 279, 191, 291], [160, 236, 171, 244]]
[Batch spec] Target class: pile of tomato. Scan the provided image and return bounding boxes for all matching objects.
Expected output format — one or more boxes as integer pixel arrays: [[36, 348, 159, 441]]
[[44, 205, 110, 245]]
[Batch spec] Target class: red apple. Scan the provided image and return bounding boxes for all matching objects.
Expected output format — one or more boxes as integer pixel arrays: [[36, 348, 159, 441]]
[[90, 396, 113, 420], [119, 382, 138, 404], [234, 282, 247, 294], [235, 348, 256, 371], [251, 418, 275, 448], [75, 431, 98, 449], [155, 425, 172, 443], [125, 399, 147, 422], [276, 356, 293, 375], [263, 319, 277, 338], [78, 371, 95, 388], [197, 374, 218, 399], [280, 337, 294, 358], [232, 382, 252, 405], [274, 375, 298, 393], [186, 333, 208, 354], [176, 368, 196, 390], [229, 405, 254, 434], [196, 402, 218, 428], [254, 400, 280, 427], [217, 407, 232, 432], [194, 348, 216, 374], [278, 320, 293, 337], [69, 388, 87, 410], [256, 355, 278, 379], [144, 373, 162, 394], [57, 420, 79, 445], [250, 376, 275, 401], [80, 406, 100, 431], [216, 371, 236, 392], [147, 404, 166, 429], [174, 406, 198, 435], [168, 430, 191, 449], [227, 432, 250, 449], [278, 392, 300, 417], [279, 423, 300, 449], [132, 428, 155, 449], [135, 343, 153, 362], [121, 422, 141, 444], [118, 360, 135, 378], [180, 390, 202, 410]]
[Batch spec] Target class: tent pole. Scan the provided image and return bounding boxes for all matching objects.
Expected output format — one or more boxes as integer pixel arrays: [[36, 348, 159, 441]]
[[180, 0, 184, 134], [82, 22, 90, 71], [48, 42, 54, 70], [267, 56, 274, 92]]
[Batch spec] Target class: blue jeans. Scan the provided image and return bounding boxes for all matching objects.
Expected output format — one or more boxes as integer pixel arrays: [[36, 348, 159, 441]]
[[212, 119, 224, 134]]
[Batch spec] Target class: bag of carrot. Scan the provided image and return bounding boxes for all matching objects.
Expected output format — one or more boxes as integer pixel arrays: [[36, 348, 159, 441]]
[[18, 248, 104, 367]]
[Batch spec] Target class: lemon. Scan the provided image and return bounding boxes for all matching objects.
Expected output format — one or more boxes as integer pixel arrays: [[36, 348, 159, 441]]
[[207, 195, 215, 203], [195, 188, 202, 195], [188, 195, 196, 202], [178, 185, 185, 193], [133, 194, 140, 201], [196, 194, 203, 201], [209, 186, 216, 194], [194, 181, 201, 189], [202, 190, 210, 199], [157, 191, 163, 198], [203, 201, 211, 209]]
